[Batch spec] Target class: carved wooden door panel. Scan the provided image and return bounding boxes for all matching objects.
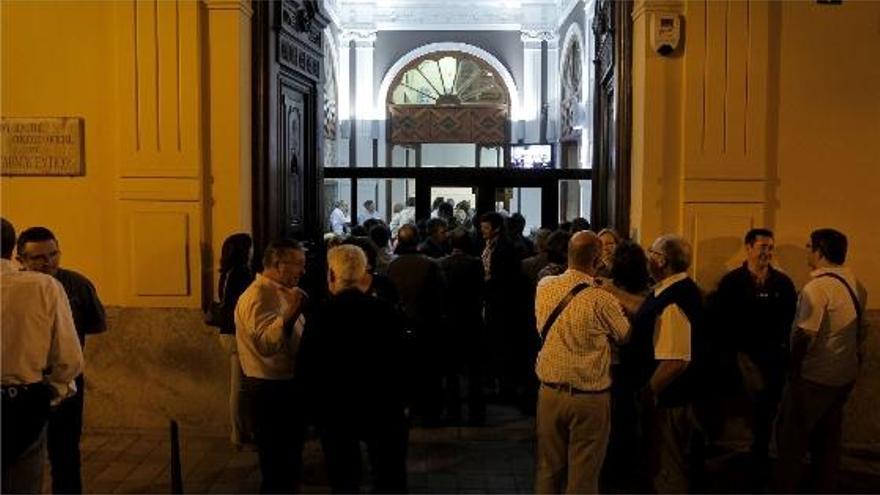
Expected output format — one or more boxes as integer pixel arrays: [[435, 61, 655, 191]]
[[592, 0, 631, 234], [281, 80, 307, 235]]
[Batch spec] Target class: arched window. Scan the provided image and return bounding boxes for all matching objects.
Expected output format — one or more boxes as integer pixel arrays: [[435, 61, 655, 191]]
[[387, 52, 509, 145], [390, 53, 508, 105]]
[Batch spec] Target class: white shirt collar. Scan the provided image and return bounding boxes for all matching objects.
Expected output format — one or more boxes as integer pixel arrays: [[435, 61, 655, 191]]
[[653, 272, 689, 297], [810, 265, 848, 278]]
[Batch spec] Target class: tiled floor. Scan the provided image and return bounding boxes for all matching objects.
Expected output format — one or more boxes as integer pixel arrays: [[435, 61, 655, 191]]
[[73, 404, 879, 494]]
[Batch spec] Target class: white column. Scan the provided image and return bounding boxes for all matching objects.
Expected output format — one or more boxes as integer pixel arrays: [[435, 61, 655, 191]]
[[521, 30, 544, 143], [545, 34, 560, 143], [352, 30, 376, 167]]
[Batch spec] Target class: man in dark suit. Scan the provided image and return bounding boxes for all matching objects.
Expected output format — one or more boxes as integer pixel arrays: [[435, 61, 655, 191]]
[[480, 212, 529, 403], [439, 228, 486, 424], [387, 224, 446, 425], [299, 244, 408, 493], [418, 218, 449, 259]]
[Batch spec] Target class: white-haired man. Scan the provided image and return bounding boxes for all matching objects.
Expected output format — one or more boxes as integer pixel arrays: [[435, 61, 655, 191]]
[[299, 245, 408, 493]]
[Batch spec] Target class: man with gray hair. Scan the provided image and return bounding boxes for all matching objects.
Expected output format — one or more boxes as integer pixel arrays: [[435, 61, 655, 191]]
[[299, 245, 408, 493], [609, 234, 706, 492]]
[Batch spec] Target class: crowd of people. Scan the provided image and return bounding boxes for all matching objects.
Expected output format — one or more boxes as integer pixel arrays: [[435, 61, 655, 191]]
[[1, 209, 868, 494]]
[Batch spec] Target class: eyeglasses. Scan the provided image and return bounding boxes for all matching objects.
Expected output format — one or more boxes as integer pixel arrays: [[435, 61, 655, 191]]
[[647, 249, 665, 258]]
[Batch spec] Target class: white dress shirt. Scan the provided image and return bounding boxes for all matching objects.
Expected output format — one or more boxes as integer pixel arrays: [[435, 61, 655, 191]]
[[1, 259, 83, 402], [652, 272, 693, 362], [797, 266, 867, 386], [329, 207, 347, 235], [235, 273, 304, 380]]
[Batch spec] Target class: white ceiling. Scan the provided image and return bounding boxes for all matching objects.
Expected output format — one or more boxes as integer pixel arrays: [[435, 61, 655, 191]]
[[325, 0, 584, 32]]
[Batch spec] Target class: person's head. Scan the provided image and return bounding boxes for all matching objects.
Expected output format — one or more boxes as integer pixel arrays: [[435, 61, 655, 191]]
[[449, 228, 472, 253], [392, 203, 404, 214], [744, 228, 775, 271], [326, 244, 368, 295], [1, 218, 16, 260], [261, 239, 306, 288], [611, 240, 650, 294], [437, 202, 453, 220], [16, 226, 61, 276], [456, 200, 470, 213], [807, 228, 848, 269], [369, 223, 391, 249], [546, 230, 571, 265], [533, 228, 551, 254], [405, 197, 416, 208], [362, 218, 382, 233], [508, 213, 526, 236], [220, 233, 253, 272], [648, 234, 691, 280], [479, 212, 505, 241], [570, 217, 591, 234], [363, 200, 375, 213], [568, 231, 602, 274], [334, 200, 349, 214], [342, 236, 377, 272], [395, 224, 420, 254], [426, 217, 448, 244], [431, 196, 445, 211], [597, 228, 621, 262], [349, 225, 368, 237]]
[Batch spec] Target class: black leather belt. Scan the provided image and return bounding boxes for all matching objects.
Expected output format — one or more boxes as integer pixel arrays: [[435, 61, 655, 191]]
[[1, 383, 46, 400], [541, 382, 608, 395]]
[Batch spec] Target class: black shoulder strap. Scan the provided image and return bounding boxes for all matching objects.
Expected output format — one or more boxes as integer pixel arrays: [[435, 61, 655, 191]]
[[540, 282, 590, 343], [817, 272, 862, 327]]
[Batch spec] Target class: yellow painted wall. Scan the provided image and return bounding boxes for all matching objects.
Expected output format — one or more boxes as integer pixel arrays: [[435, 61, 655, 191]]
[[631, 0, 879, 308], [2, 0, 253, 308], [1, 1, 119, 300], [770, 0, 880, 301]]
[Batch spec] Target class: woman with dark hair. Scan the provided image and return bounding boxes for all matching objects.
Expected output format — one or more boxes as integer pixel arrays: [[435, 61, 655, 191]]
[[596, 228, 623, 278], [217, 233, 255, 450]]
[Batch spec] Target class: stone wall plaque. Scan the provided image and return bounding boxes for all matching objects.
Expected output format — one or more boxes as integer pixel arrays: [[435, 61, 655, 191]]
[[1, 117, 85, 176]]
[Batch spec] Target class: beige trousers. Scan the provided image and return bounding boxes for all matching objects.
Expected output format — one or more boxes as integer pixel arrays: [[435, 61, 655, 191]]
[[535, 384, 610, 494]]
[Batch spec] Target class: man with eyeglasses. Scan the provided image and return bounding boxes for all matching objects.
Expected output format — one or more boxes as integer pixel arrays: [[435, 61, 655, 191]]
[[235, 239, 309, 493], [774, 228, 867, 492], [710, 228, 796, 472], [16, 226, 106, 494], [610, 234, 706, 492]]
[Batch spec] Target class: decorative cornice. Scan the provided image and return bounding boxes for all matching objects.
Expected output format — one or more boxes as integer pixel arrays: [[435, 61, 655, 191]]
[[202, 0, 253, 18], [341, 29, 377, 46], [521, 29, 557, 48], [631, 0, 684, 21]]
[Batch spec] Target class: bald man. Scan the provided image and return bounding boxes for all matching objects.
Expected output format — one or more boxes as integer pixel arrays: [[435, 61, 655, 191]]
[[534, 231, 630, 494]]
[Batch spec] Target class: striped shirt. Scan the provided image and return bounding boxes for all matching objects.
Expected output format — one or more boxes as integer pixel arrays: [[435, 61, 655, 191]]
[[535, 269, 630, 391]]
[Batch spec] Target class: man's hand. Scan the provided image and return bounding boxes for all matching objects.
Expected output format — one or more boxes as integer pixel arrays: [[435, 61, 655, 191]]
[[278, 286, 308, 322]]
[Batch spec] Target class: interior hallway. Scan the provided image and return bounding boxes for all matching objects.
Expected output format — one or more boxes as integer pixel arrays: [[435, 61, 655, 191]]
[[69, 404, 880, 494]]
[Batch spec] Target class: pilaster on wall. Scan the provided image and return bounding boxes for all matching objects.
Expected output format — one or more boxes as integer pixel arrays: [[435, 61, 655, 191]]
[[631, 0, 770, 290], [205, 0, 253, 299], [521, 30, 548, 143], [546, 35, 560, 142], [114, 0, 210, 307], [344, 29, 377, 167]]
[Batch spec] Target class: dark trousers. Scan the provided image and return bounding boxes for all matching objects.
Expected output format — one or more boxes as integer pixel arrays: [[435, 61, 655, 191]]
[[321, 414, 408, 493], [2, 383, 51, 494], [48, 374, 85, 494], [737, 354, 785, 458], [774, 377, 853, 493], [240, 376, 305, 494]]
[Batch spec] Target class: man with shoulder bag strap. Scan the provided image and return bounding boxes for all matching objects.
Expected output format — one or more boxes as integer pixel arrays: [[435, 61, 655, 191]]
[[775, 228, 868, 493], [1, 218, 84, 494], [534, 232, 630, 494]]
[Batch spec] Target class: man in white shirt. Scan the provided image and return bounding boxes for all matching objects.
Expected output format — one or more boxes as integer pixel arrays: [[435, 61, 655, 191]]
[[329, 200, 349, 235], [357, 199, 381, 225], [775, 228, 868, 493], [534, 231, 630, 494], [235, 239, 309, 493], [1, 218, 83, 494]]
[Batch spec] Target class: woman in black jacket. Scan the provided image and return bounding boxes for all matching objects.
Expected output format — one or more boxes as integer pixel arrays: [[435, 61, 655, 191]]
[[217, 233, 254, 449]]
